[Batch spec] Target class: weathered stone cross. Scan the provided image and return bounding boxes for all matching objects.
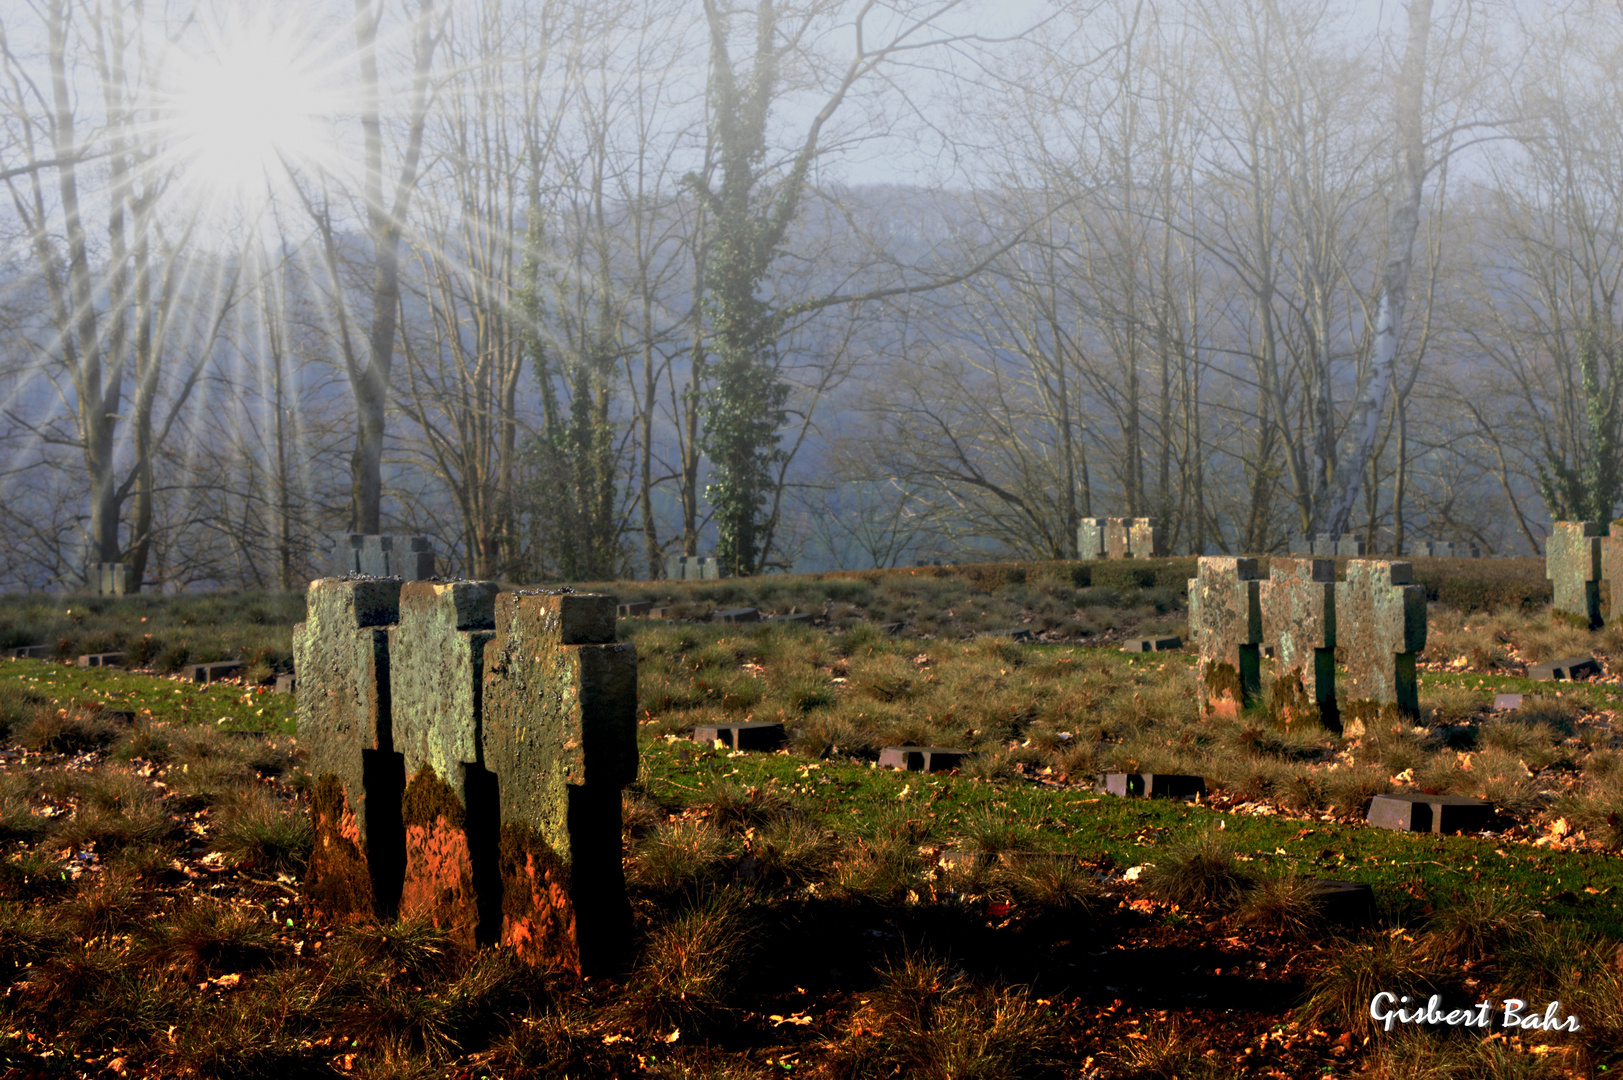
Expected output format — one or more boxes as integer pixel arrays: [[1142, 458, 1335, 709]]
[[1188, 557, 1263, 717], [1548, 521, 1604, 629], [1335, 560, 1427, 722], [1259, 557, 1338, 731]]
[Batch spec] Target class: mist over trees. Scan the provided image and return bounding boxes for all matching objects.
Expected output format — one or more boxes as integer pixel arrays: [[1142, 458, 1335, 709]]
[[0, 0, 1616, 591]]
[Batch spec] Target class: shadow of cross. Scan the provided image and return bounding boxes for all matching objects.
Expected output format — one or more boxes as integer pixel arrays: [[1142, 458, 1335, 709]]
[[1335, 561, 1427, 720], [1550, 521, 1606, 629], [1189, 557, 1263, 718], [1260, 557, 1338, 732]]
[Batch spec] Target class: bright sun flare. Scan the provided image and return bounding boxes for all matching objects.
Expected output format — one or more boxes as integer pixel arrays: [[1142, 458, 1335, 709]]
[[167, 20, 327, 198]]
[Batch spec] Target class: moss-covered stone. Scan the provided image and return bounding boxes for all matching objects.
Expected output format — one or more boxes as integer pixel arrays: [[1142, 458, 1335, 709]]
[[307, 773, 376, 922], [1547, 521, 1603, 629], [1189, 558, 1263, 717], [1336, 561, 1425, 719]]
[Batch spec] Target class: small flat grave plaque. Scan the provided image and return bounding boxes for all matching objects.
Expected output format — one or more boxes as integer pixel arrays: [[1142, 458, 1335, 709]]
[[879, 746, 971, 773], [77, 653, 124, 668], [1528, 655, 1602, 681], [1367, 792, 1493, 835], [1123, 636, 1183, 653], [648, 606, 676, 619], [1100, 773, 1205, 799], [1492, 693, 1524, 711], [617, 601, 654, 617], [985, 628, 1034, 642], [274, 674, 296, 695], [1306, 879, 1376, 925], [692, 721, 786, 751], [9, 645, 51, 660], [761, 613, 813, 626], [188, 660, 244, 685], [712, 607, 760, 624]]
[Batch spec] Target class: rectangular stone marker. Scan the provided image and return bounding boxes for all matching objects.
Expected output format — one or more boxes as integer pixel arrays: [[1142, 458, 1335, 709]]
[[648, 606, 676, 619], [187, 660, 243, 685], [1188, 557, 1263, 718], [617, 601, 653, 617], [9, 645, 52, 660], [879, 746, 970, 772], [1547, 521, 1603, 629], [667, 555, 726, 581], [1077, 518, 1105, 560], [1123, 636, 1183, 653], [391, 581, 500, 952], [275, 674, 296, 695], [295, 578, 404, 923], [1336, 561, 1426, 722], [482, 590, 636, 975], [1103, 518, 1132, 560], [94, 563, 134, 596], [331, 533, 436, 579], [1528, 655, 1601, 681], [1100, 773, 1205, 799], [1492, 693, 1523, 711], [1260, 558, 1338, 732], [1306, 879, 1376, 925], [1129, 518, 1160, 558], [712, 607, 760, 624], [77, 653, 125, 668], [1335, 537, 1365, 557], [1367, 792, 1493, 835], [761, 613, 813, 627], [693, 721, 786, 751]]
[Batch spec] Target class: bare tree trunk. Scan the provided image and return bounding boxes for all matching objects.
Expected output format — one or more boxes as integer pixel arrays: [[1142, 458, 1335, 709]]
[[1324, 0, 1431, 536]]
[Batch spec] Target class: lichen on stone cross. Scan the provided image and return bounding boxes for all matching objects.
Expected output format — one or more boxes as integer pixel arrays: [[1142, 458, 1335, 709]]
[[391, 580, 500, 950], [294, 577, 403, 922], [1188, 557, 1263, 718], [482, 590, 637, 975], [1077, 518, 1105, 560], [1104, 518, 1131, 560], [1571, 522, 1620, 629], [1335, 560, 1427, 723], [1129, 518, 1159, 558], [1260, 558, 1338, 732]]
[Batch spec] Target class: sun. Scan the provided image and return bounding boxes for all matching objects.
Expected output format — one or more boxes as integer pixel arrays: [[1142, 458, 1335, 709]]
[[165, 17, 329, 200]]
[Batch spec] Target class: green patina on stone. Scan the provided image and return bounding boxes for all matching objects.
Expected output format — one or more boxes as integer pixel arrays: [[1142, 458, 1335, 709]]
[[1261, 558, 1338, 731], [1337, 560, 1426, 720], [391, 580, 499, 789], [483, 590, 635, 974], [1189, 557, 1263, 716], [294, 578, 401, 918], [1547, 521, 1603, 630]]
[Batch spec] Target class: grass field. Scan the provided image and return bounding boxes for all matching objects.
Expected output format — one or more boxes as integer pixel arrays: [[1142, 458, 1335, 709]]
[[0, 562, 1617, 1078]]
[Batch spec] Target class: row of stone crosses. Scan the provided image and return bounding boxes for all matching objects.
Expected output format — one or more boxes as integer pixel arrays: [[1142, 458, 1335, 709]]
[[1188, 557, 1427, 733], [295, 577, 636, 976]]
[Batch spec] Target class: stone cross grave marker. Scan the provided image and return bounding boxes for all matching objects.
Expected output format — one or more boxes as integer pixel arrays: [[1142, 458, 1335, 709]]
[[1335, 561, 1427, 722], [1598, 522, 1623, 624], [1188, 557, 1263, 717], [390, 580, 499, 951], [1259, 557, 1338, 731], [1547, 521, 1603, 628], [482, 589, 636, 974], [1129, 518, 1160, 557], [1077, 518, 1105, 560], [1103, 518, 1132, 560], [294, 578, 402, 923]]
